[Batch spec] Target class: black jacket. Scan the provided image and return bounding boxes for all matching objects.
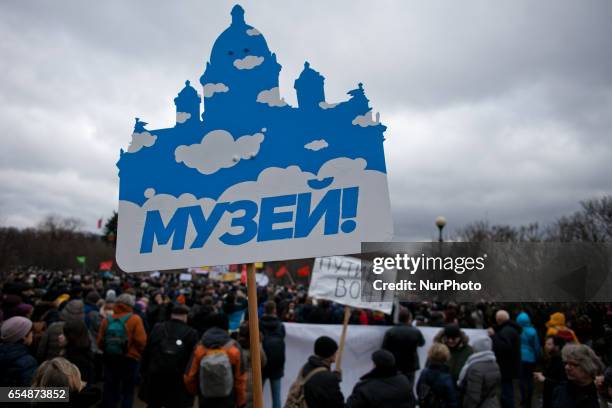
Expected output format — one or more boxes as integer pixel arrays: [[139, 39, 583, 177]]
[[417, 363, 459, 408], [259, 315, 286, 380], [302, 355, 344, 408], [140, 319, 199, 408], [543, 354, 567, 408], [65, 344, 95, 383], [346, 367, 415, 408], [382, 325, 425, 375], [491, 320, 522, 380], [551, 381, 600, 408], [0, 342, 37, 386]]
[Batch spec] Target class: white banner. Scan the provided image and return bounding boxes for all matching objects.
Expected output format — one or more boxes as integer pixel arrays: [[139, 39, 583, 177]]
[[263, 323, 487, 407], [179, 273, 192, 281], [308, 256, 394, 314]]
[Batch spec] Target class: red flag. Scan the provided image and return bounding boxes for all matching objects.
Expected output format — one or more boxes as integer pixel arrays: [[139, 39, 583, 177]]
[[297, 265, 311, 277], [97, 218, 103, 229], [275, 266, 288, 278], [99, 260, 113, 271]]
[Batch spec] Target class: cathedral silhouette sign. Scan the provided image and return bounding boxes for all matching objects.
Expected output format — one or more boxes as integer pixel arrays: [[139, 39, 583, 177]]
[[116, 5, 393, 271]]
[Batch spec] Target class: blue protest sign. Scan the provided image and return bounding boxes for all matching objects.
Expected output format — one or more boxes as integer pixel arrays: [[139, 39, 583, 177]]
[[116, 5, 392, 271]]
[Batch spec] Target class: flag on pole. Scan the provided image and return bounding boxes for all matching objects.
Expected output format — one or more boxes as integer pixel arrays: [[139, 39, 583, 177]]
[[297, 265, 311, 277], [99, 260, 113, 271], [97, 218, 103, 229], [76, 256, 87, 265], [275, 265, 288, 278]]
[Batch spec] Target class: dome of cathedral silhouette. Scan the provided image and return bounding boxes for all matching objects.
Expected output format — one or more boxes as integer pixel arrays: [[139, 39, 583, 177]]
[[201, 5, 281, 116]]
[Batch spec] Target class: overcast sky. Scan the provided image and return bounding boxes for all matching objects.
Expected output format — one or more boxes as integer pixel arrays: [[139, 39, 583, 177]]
[[1, 0, 611, 240]]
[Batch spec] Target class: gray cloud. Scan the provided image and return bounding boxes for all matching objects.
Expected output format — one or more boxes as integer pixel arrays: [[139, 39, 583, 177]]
[[0, 0, 610, 240]]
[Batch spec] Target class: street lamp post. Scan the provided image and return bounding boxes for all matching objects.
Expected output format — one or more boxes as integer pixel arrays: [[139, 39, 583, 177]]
[[435, 216, 446, 243]]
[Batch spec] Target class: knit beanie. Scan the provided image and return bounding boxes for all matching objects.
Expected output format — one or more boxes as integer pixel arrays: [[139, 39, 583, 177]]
[[117, 293, 135, 308], [314, 336, 338, 359], [15, 303, 34, 317], [105, 289, 117, 303], [443, 324, 461, 338], [61, 300, 85, 323], [372, 349, 396, 369], [471, 336, 492, 353], [1, 316, 32, 343]]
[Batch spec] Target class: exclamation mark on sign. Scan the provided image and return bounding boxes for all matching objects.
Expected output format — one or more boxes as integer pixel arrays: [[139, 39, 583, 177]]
[[340, 187, 359, 233]]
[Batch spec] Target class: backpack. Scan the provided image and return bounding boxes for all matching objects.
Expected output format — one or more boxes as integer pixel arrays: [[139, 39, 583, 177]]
[[284, 366, 327, 408], [199, 341, 234, 398], [104, 313, 132, 356], [417, 381, 444, 408], [150, 324, 189, 375]]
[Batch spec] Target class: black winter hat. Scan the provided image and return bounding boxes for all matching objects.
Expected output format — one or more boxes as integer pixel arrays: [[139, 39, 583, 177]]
[[443, 324, 461, 338], [314, 336, 338, 358], [372, 349, 396, 369]]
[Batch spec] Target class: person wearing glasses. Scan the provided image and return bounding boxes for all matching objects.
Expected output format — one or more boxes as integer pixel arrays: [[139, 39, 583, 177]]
[[551, 344, 604, 408]]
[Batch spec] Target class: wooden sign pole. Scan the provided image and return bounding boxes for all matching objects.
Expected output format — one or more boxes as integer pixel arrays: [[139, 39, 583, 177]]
[[335, 306, 351, 371], [246, 262, 264, 408]]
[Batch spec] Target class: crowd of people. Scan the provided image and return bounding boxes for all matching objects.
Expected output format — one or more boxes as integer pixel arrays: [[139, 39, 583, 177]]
[[1, 267, 612, 407]]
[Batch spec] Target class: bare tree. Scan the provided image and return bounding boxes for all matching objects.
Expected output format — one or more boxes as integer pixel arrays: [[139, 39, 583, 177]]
[[548, 196, 612, 242]]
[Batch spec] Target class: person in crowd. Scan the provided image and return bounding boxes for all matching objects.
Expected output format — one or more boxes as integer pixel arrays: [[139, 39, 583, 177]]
[[97, 293, 147, 408], [259, 300, 286, 408], [282, 301, 297, 322], [31, 357, 101, 407], [140, 304, 198, 408], [434, 324, 473, 383], [146, 292, 170, 329], [382, 307, 425, 388], [191, 295, 230, 337], [292, 335, 344, 408], [101, 290, 116, 319], [597, 366, 612, 407], [238, 322, 267, 408], [489, 310, 522, 408], [535, 335, 568, 408], [457, 336, 501, 408], [37, 299, 85, 362], [546, 312, 579, 344], [517, 311, 540, 408], [63, 319, 95, 383], [83, 290, 101, 328], [184, 325, 247, 408], [0, 316, 37, 386], [346, 349, 415, 408], [84, 291, 104, 382], [417, 343, 459, 408], [551, 344, 604, 407]]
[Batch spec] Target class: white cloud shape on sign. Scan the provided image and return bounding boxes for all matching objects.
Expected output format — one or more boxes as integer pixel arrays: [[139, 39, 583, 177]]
[[176, 112, 191, 124], [304, 139, 329, 151], [256, 87, 287, 107], [127, 131, 157, 153], [175, 129, 265, 175], [233, 55, 264, 70], [246, 28, 261, 36], [202, 83, 229, 98], [319, 101, 339, 110], [352, 111, 381, 127]]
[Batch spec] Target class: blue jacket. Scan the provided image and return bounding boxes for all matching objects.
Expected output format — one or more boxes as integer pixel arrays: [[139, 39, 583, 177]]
[[0, 342, 37, 386], [517, 312, 540, 363]]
